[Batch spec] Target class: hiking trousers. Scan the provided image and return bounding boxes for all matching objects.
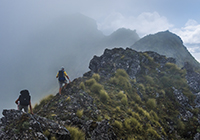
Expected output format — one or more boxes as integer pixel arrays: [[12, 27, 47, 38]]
[[18, 105, 28, 113]]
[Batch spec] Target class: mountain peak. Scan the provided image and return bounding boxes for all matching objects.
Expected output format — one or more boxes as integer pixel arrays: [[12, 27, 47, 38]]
[[131, 30, 200, 68]]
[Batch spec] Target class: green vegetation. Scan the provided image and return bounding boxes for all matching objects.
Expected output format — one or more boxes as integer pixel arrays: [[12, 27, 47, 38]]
[[76, 109, 84, 118], [33, 51, 199, 140], [66, 96, 71, 103], [92, 73, 100, 81], [65, 126, 85, 140], [99, 90, 109, 103], [79, 82, 85, 90], [146, 98, 157, 109]]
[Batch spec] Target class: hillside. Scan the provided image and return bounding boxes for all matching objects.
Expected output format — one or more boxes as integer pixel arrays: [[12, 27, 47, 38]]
[[131, 30, 200, 69], [2, 48, 200, 139]]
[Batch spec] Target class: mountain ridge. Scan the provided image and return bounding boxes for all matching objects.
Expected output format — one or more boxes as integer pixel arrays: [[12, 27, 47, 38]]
[[131, 30, 200, 69], [2, 47, 200, 139]]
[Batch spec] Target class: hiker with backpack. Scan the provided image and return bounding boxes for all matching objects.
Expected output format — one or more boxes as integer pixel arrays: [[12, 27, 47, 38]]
[[56, 66, 71, 95], [15, 89, 33, 114]]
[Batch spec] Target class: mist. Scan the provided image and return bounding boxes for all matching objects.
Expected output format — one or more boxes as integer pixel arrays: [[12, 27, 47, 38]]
[[0, 7, 139, 117]]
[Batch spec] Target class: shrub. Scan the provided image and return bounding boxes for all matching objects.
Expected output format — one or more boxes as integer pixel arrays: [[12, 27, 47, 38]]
[[136, 106, 150, 119], [115, 69, 129, 79], [113, 120, 123, 130], [131, 112, 141, 121], [127, 108, 132, 115], [146, 98, 157, 109], [121, 96, 128, 106], [79, 82, 85, 90], [92, 73, 100, 81], [90, 82, 104, 94], [160, 76, 171, 87], [66, 96, 71, 103], [116, 106, 121, 112], [147, 127, 160, 139], [133, 94, 141, 104], [65, 126, 85, 140], [127, 137, 136, 140], [110, 69, 132, 91], [138, 83, 145, 93], [117, 76, 132, 91], [76, 109, 84, 118], [165, 62, 179, 72], [100, 90, 109, 102], [44, 130, 50, 138], [144, 75, 154, 85], [176, 119, 185, 130], [85, 78, 96, 87], [150, 110, 159, 121], [124, 117, 141, 132], [104, 114, 110, 120], [117, 91, 126, 99], [50, 137, 57, 140]]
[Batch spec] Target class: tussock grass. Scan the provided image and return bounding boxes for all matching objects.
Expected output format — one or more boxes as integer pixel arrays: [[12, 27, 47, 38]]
[[117, 91, 126, 99], [85, 78, 96, 87], [79, 82, 85, 90], [90, 82, 104, 94], [92, 73, 100, 81], [109, 69, 132, 91], [113, 120, 123, 130], [66, 96, 71, 103], [146, 98, 157, 109], [76, 109, 84, 118], [147, 127, 161, 139], [100, 90, 109, 102], [121, 96, 128, 106], [65, 125, 85, 140]]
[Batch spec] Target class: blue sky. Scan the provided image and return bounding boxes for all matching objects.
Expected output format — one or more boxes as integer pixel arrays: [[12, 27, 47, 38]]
[[0, 0, 200, 115]]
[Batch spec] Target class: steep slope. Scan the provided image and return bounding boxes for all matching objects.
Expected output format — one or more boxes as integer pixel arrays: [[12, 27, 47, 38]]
[[131, 30, 200, 69], [27, 48, 200, 139]]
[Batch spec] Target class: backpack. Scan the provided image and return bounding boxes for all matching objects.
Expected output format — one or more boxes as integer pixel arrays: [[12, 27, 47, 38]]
[[19, 90, 30, 106], [58, 70, 66, 82]]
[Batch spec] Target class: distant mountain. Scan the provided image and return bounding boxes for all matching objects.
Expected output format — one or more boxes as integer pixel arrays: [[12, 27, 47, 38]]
[[2, 48, 200, 139], [131, 30, 200, 69], [104, 28, 140, 47]]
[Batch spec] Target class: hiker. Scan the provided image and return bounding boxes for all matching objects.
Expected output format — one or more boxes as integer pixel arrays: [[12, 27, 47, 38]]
[[56, 66, 71, 95], [15, 89, 33, 114]]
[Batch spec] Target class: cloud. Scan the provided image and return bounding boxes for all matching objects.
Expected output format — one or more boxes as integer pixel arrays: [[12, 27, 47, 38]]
[[97, 11, 174, 36], [173, 19, 200, 45]]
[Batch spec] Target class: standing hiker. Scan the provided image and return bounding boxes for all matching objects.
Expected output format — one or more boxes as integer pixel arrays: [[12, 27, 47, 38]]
[[15, 89, 33, 114], [56, 66, 71, 95]]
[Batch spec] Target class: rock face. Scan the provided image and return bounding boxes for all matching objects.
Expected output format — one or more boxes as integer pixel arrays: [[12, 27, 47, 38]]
[[33, 82, 117, 140], [0, 109, 70, 140], [183, 62, 200, 93], [89, 47, 175, 79]]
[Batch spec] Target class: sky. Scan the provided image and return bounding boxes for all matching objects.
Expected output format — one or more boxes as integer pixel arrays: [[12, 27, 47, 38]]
[[0, 0, 200, 115]]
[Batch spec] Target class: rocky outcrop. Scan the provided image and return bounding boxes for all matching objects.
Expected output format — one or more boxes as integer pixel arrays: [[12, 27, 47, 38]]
[[183, 62, 200, 93], [89, 47, 175, 79], [33, 80, 117, 140], [0, 109, 70, 140]]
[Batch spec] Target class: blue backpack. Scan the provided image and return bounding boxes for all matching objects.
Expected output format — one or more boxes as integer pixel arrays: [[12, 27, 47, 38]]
[[58, 70, 66, 82]]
